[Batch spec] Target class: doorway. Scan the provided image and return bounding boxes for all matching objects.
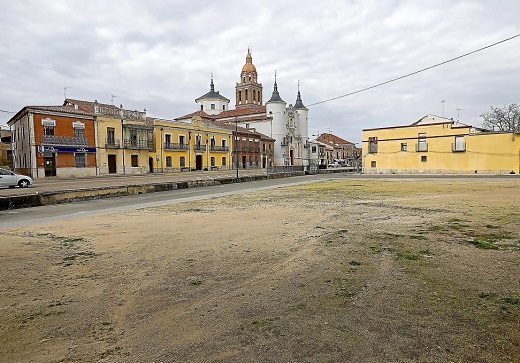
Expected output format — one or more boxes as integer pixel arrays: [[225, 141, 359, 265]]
[[195, 155, 203, 170], [108, 154, 117, 174], [149, 157, 154, 173], [242, 155, 246, 169], [44, 154, 56, 177], [289, 149, 294, 166]]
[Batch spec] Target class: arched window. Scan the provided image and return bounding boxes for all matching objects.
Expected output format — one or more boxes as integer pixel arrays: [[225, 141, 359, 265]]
[[238, 91, 241, 102], [166, 156, 172, 167], [253, 90, 256, 101], [245, 89, 248, 101]]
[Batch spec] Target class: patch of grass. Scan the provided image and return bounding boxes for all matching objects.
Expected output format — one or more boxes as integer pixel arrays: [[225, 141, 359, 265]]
[[396, 250, 420, 261], [189, 279, 203, 286], [485, 224, 499, 229], [478, 292, 498, 299], [501, 297, 520, 306], [348, 260, 361, 266], [469, 236, 499, 250]]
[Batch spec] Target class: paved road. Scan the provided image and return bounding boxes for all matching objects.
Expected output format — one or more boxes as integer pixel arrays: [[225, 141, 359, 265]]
[[0, 173, 341, 229]]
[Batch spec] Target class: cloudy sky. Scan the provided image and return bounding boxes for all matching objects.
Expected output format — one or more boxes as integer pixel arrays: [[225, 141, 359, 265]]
[[1, 0, 519, 144]]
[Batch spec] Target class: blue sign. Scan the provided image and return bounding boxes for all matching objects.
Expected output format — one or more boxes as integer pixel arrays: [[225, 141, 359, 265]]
[[41, 145, 96, 153]]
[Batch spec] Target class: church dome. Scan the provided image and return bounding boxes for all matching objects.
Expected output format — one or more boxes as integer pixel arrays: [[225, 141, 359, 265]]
[[241, 50, 257, 73]]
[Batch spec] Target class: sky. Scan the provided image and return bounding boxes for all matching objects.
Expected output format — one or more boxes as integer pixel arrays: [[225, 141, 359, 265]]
[[1, 0, 519, 144]]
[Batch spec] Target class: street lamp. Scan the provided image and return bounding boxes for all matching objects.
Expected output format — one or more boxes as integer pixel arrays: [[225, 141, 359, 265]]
[[235, 116, 239, 181]]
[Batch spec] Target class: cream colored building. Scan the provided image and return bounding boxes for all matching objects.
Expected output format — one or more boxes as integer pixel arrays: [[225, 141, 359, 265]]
[[362, 115, 520, 174]]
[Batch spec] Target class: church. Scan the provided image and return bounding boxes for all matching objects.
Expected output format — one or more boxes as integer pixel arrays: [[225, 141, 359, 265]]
[[184, 49, 309, 168]]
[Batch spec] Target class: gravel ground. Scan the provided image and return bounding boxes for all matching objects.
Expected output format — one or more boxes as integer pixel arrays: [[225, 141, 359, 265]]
[[1, 177, 519, 362]]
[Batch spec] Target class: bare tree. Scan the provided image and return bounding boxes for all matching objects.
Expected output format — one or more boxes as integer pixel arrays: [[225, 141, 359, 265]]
[[480, 103, 520, 132]]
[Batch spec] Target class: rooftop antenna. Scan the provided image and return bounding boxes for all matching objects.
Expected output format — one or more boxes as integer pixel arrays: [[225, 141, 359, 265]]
[[111, 94, 118, 105], [440, 100, 445, 117], [64, 86, 71, 100], [456, 108, 464, 120]]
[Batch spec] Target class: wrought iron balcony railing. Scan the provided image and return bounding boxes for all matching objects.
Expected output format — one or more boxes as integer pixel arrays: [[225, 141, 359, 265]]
[[452, 142, 466, 152], [123, 139, 154, 150], [105, 139, 120, 148], [42, 135, 88, 146], [164, 143, 190, 151], [194, 144, 206, 151], [210, 145, 229, 152]]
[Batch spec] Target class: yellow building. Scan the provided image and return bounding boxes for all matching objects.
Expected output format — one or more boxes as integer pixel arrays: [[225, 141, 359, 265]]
[[65, 99, 153, 175], [152, 116, 233, 172], [362, 115, 520, 174]]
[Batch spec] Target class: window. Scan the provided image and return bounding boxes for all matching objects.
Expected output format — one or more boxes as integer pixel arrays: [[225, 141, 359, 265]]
[[165, 134, 172, 147], [223, 105, 226, 110], [368, 137, 378, 153], [74, 128, 84, 140], [421, 155, 427, 162], [44, 126, 54, 136], [200, 105, 203, 111], [417, 133, 427, 152], [371, 161, 376, 168], [238, 90, 241, 102], [107, 127, 115, 144], [179, 135, 185, 145], [130, 130, 137, 146], [211, 157, 215, 166], [400, 142, 407, 152], [131, 155, 138, 167], [211, 104, 215, 110], [245, 123, 249, 129], [222, 157, 226, 166], [453, 136, 465, 152], [221, 139, 226, 148], [245, 89, 248, 101], [180, 156, 185, 167], [75, 153, 86, 168], [312, 146, 317, 153], [166, 156, 172, 167]]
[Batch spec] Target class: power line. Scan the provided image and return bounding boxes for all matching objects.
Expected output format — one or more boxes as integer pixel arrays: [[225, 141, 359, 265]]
[[307, 33, 520, 107], [0, 109, 15, 113]]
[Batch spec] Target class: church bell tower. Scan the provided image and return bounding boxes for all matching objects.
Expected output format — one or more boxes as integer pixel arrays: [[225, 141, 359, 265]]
[[235, 48, 263, 108]]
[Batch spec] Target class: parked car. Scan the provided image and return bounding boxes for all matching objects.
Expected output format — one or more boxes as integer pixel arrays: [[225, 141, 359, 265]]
[[0, 167, 33, 188]]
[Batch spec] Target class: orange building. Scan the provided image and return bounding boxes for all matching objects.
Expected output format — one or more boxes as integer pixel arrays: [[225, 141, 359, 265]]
[[8, 105, 97, 178]]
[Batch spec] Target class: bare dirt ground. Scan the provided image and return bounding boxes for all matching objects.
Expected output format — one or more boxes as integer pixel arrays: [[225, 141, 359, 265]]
[[1, 177, 519, 363]]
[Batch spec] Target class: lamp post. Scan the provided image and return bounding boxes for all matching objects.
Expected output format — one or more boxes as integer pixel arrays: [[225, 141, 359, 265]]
[[235, 116, 239, 181]]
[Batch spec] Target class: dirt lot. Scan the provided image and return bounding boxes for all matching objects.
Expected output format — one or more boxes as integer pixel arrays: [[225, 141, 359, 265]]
[[1, 177, 519, 362]]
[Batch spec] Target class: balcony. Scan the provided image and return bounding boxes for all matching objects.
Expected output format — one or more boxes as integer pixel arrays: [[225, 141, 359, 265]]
[[165, 143, 189, 151], [210, 145, 229, 152], [42, 135, 88, 146], [105, 139, 120, 148], [194, 144, 206, 151], [452, 142, 466, 152], [123, 139, 154, 150], [415, 143, 428, 152]]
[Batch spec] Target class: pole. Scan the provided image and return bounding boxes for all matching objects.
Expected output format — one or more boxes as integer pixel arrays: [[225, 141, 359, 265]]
[[235, 116, 239, 181]]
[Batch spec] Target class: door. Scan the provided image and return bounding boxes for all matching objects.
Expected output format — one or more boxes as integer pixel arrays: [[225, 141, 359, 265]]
[[290, 149, 294, 166], [44, 155, 56, 177], [108, 155, 117, 174], [149, 157, 154, 173], [242, 155, 246, 169], [195, 155, 203, 170]]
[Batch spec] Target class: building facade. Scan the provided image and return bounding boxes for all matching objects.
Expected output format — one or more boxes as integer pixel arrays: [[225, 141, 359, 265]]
[[8, 105, 97, 178], [153, 116, 233, 172], [362, 115, 520, 174]]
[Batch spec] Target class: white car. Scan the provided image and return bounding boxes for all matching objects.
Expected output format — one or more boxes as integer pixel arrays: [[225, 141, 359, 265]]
[[0, 167, 33, 188]]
